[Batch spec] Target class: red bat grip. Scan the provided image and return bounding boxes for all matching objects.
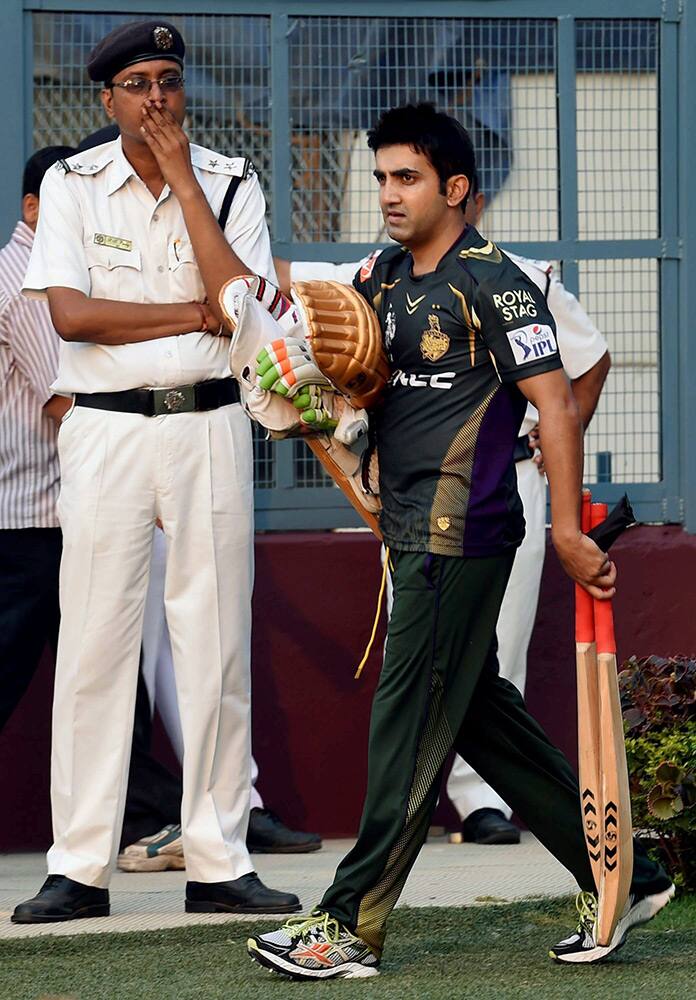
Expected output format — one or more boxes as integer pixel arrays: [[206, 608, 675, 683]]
[[575, 490, 595, 642], [590, 502, 617, 654]]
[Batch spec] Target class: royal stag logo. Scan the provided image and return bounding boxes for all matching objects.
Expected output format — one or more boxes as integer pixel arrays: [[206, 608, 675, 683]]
[[420, 314, 450, 362]]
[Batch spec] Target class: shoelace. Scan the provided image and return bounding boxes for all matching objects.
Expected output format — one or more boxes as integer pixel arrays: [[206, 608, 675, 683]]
[[574, 890, 598, 934], [281, 909, 345, 944]]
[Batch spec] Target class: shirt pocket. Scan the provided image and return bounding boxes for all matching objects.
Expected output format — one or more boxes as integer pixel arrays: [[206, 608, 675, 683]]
[[168, 238, 205, 302], [84, 241, 143, 302]]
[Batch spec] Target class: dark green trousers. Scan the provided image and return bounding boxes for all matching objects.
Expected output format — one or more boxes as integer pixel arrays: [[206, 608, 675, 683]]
[[320, 550, 669, 956]]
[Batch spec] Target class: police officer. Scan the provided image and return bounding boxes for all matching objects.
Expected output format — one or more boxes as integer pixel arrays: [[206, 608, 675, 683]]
[[13, 19, 299, 922]]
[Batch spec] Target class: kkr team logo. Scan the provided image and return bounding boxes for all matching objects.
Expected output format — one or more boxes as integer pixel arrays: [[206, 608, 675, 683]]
[[420, 314, 450, 362]]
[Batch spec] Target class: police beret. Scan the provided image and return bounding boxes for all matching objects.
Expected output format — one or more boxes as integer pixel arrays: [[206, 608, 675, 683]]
[[87, 20, 185, 83]]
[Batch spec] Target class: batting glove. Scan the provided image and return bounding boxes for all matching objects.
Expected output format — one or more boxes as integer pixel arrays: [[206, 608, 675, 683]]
[[256, 337, 331, 399], [293, 385, 337, 433]]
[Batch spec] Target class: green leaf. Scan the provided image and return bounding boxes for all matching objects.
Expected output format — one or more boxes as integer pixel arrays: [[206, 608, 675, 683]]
[[655, 761, 684, 785], [648, 785, 683, 820]]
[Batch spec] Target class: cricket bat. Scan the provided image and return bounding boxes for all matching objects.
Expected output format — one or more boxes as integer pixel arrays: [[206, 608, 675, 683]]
[[590, 501, 633, 945], [575, 490, 602, 889]]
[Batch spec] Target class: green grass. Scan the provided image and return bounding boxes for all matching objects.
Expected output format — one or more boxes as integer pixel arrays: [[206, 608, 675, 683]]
[[2, 896, 695, 1000]]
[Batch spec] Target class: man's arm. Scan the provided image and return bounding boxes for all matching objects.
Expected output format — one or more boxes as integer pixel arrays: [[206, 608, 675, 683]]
[[530, 349, 610, 473], [46, 287, 217, 345], [517, 368, 616, 600], [140, 102, 262, 324], [571, 349, 611, 429]]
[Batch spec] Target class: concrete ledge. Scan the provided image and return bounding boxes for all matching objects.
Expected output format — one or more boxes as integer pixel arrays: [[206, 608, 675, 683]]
[[0, 834, 576, 939]]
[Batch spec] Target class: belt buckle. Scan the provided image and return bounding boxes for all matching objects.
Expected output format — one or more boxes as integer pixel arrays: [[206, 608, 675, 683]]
[[153, 384, 196, 415]]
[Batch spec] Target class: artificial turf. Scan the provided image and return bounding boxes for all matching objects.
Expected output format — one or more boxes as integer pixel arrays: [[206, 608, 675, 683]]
[[1, 895, 694, 1000]]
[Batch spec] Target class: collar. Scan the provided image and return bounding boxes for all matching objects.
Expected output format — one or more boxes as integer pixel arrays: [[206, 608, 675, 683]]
[[12, 220, 34, 249], [106, 137, 138, 196]]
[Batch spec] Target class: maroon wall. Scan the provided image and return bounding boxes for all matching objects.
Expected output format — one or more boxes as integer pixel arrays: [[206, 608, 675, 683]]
[[2, 525, 695, 851]]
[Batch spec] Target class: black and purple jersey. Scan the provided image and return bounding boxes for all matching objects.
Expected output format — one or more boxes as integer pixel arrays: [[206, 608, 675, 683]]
[[353, 225, 562, 557]]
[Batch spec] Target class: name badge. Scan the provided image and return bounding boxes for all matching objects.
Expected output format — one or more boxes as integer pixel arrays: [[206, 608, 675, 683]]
[[94, 233, 133, 252]]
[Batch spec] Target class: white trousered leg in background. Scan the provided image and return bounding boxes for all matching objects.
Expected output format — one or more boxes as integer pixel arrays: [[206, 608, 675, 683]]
[[49, 404, 255, 886]]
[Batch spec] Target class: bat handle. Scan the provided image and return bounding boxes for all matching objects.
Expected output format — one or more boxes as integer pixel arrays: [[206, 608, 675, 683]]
[[590, 502, 617, 654], [575, 490, 595, 642]]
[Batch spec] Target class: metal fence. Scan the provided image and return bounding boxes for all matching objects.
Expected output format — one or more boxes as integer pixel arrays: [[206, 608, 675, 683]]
[[0, 1, 692, 528]]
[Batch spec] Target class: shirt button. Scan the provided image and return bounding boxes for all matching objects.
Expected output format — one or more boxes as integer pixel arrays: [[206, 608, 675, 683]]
[[153, 213, 159, 222], [157, 264, 165, 273]]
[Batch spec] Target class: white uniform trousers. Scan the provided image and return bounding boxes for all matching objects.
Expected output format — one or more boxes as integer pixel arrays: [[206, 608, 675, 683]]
[[48, 401, 255, 887], [445, 458, 547, 820], [141, 526, 264, 810]]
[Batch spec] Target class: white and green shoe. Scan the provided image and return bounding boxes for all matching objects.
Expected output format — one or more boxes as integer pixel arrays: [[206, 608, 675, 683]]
[[117, 823, 185, 872], [248, 909, 380, 979], [550, 883, 675, 964]]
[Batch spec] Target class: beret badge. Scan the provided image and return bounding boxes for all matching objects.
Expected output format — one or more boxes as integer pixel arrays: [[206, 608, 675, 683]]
[[153, 25, 174, 51]]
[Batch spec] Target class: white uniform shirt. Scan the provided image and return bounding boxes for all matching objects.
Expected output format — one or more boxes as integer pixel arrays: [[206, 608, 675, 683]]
[[290, 252, 608, 437], [23, 138, 275, 395]]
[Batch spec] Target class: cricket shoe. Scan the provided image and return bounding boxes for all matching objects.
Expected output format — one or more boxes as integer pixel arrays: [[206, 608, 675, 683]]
[[550, 883, 675, 964], [247, 909, 380, 979], [117, 824, 185, 872]]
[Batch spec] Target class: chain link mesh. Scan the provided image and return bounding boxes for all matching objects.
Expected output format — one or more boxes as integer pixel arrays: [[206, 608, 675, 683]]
[[30, 9, 663, 512]]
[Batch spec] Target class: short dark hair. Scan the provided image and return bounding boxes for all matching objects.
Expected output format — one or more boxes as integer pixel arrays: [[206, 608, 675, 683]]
[[22, 146, 77, 197], [367, 102, 476, 210]]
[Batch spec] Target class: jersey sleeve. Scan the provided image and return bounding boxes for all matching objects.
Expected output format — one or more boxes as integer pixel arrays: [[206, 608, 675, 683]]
[[547, 275, 608, 380], [22, 167, 90, 300], [474, 261, 563, 382]]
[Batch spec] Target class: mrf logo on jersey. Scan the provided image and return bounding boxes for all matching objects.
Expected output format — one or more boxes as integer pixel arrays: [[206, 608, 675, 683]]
[[507, 324, 557, 366]]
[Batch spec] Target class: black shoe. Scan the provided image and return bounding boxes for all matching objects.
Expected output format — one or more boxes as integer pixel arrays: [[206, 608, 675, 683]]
[[185, 872, 302, 914], [461, 808, 521, 845], [11, 875, 110, 924], [247, 808, 322, 854]]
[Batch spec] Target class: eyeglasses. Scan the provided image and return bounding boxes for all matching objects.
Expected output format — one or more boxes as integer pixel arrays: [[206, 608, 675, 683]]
[[111, 75, 185, 95]]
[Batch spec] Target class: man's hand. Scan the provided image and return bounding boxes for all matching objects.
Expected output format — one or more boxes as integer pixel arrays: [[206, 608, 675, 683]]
[[553, 530, 616, 600], [256, 337, 330, 398], [199, 300, 226, 336], [139, 101, 197, 198], [43, 395, 72, 425], [527, 425, 545, 474]]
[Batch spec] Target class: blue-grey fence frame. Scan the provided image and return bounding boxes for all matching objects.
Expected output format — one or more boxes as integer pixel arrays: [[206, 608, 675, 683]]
[[4, 0, 690, 529]]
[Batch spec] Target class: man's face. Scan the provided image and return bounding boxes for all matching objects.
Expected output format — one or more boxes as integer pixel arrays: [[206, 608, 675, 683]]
[[373, 144, 468, 247], [101, 59, 186, 142]]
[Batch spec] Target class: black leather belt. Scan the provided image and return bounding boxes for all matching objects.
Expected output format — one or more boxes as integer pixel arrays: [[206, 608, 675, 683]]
[[513, 434, 535, 463], [75, 378, 240, 417]]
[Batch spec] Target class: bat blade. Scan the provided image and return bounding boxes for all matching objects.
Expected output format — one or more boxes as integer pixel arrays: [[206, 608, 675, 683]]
[[306, 436, 382, 539], [591, 501, 633, 946], [576, 641, 602, 890], [596, 648, 633, 945]]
